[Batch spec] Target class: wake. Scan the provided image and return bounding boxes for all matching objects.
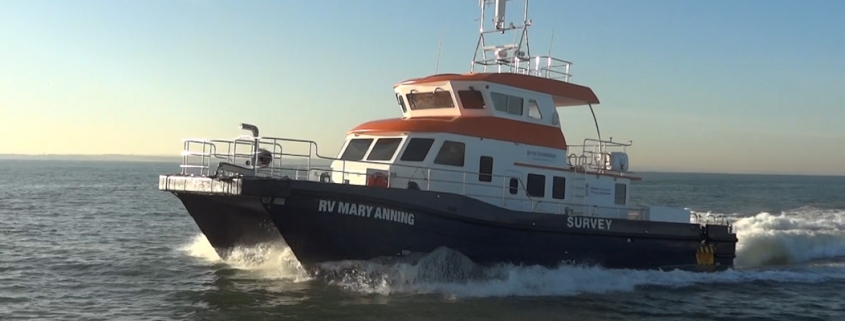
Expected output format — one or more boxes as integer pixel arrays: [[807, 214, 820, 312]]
[[176, 206, 845, 298], [725, 207, 845, 267]]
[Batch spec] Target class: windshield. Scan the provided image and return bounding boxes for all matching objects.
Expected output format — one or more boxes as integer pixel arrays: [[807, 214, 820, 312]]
[[406, 90, 455, 110]]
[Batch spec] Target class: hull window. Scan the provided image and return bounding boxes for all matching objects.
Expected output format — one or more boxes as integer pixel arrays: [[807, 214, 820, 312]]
[[400, 138, 435, 162], [406, 90, 455, 110], [367, 138, 403, 161], [340, 138, 374, 161], [479, 156, 493, 182], [434, 141, 465, 167], [615, 183, 627, 205], [552, 176, 566, 199], [508, 178, 518, 194], [459, 90, 485, 109], [526, 173, 545, 198], [491, 92, 524, 116]]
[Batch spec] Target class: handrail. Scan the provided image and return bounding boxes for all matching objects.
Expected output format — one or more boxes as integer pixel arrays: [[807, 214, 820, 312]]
[[471, 54, 573, 82], [174, 133, 730, 227]]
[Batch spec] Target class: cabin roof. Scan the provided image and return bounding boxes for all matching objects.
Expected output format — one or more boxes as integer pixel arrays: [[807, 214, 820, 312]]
[[349, 116, 567, 150], [395, 73, 600, 107]]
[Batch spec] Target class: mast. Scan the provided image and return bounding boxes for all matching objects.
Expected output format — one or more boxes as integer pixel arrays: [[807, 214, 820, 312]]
[[469, 0, 572, 83], [471, 0, 532, 74]]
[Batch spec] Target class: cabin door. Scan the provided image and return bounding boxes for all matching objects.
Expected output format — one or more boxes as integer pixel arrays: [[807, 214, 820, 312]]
[[502, 170, 531, 212]]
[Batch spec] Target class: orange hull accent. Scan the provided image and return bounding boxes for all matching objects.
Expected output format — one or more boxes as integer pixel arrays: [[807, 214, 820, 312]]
[[395, 73, 600, 107], [349, 116, 568, 150]]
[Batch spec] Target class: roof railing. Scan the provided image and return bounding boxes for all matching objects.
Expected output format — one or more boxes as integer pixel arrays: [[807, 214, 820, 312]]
[[471, 55, 572, 82]]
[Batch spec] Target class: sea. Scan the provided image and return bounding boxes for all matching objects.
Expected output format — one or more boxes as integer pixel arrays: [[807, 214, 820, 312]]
[[2, 159, 844, 320]]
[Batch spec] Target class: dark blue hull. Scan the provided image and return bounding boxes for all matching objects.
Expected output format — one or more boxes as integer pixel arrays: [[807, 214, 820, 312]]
[[173, 192, 283, 259], [263, 182, 736, 272], [165, 177, 736, 272]]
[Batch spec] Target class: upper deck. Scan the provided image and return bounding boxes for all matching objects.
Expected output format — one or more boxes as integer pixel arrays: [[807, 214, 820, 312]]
[[385, 0, 603, 140], [397, 73, 599, 107], [391, 72, 600, 127]]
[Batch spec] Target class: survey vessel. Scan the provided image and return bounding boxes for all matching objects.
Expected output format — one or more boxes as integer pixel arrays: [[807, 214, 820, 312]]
[[159, 0, 737, 272]]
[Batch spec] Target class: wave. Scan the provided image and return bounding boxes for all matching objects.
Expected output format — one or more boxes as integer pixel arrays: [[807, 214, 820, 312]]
[[729, 207, 845, 267]]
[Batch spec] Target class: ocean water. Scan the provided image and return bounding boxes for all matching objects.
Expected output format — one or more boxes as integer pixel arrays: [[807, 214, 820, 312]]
[[2, 159, 844, 320]]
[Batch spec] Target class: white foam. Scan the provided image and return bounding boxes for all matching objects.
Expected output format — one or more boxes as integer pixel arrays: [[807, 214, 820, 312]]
[[179, 233, 311, 282], [732, 208, 845, 267], [317, 250, 845, 298]]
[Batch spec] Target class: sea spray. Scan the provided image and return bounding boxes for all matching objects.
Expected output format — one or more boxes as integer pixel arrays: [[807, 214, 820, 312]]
[[180, 233, 311, 282], [732, 208, 845, 267], [311, 249, 845, 299]]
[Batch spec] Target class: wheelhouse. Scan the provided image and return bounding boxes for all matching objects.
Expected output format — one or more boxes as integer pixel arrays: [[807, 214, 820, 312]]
[[326, 73, 639, 218]]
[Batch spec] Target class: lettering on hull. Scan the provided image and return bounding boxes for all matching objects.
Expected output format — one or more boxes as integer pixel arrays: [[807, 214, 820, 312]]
[[317, 199, 415, 226], [566, 216, 613, 230]]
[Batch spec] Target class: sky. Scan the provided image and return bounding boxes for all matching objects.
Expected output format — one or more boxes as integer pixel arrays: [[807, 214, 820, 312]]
[[1, 0, 844, 175]]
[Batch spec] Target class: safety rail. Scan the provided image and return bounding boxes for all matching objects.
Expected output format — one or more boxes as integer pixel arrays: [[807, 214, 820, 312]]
[[176, 132, 652, 219], [180, 135, 323, 178], [567, 138, 632, 172], [174, 127, 728, 227], [691, 212, 734, 231], [471, 55, 573, 82]]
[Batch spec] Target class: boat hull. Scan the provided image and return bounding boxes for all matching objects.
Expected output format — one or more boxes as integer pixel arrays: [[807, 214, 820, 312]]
[[263, 182, 736, 272], [161, 176, 736, 272], [173, 192, 284, 259]]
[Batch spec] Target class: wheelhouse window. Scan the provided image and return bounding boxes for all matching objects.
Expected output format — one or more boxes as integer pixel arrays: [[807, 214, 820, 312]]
[[615, 183, 627, 205], [433, 141, 465, 167], [395, 93, 407, 113], [406, 90, 455, 110], [490, 92, 524, 116], [478, 156, 493, 182], [552, 176, 566, 199], [399, 138, 435, 161], [458, 89, 485, 109], [526, 173, 545, 198], [367, 138, 403, 161], [527, 99, 542, 119], [340, 138, 373, 161]]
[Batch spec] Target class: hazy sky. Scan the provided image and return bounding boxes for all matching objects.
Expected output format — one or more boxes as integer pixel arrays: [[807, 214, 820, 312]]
[[2, 0, 843, 175]]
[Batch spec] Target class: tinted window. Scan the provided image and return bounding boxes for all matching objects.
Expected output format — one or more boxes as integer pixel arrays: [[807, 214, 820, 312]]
[[526, 173, 545, 198], [406, 90, 454, 110], [433, 141, 465, 167], [459, 90, 485, 109], [508, 178, 518, 195], [340, 138, 373, 160], [491, 92, 508, 113], [490, 92, 524, 115], [479, 156, 493, 182], [367, 138, 403, 161], [396, 93, 407, 113], [400, 138, 435, 161], [615, 183, 627, 205], [507, 96, 524, 115], [552, 176, 566, 199]]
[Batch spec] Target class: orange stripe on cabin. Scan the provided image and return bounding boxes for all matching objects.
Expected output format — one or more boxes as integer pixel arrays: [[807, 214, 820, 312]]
[[513, 162, 643, 181], [349, 116, 568, 150], [395, 73, 600, 107]]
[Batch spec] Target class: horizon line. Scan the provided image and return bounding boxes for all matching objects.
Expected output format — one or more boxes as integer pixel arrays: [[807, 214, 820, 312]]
[[0, 153, 842, 178]]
